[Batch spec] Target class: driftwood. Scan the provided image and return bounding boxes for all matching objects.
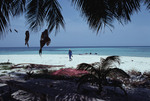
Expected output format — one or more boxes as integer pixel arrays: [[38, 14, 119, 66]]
[[11, 63, 65, 69]]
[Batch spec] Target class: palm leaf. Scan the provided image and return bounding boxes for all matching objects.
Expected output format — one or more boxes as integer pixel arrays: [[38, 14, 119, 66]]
[[77, 74, 99, 89], [0, 10, 8, 34], [77, 63, 97, 73], [10, 0, 26, 16], [144, 0, 150, 9], [100, 56, 120, 69], [71, 0, 141, 33], [105, 68, 130, 78], [77, 63, 92, 70], [44, 0, 65, 34], [72, 0, 114, 32], [105, 55, 120, 65], [25, 0, 64, 33], [26, 0, 46, 31], [0, 0, 11, 38]]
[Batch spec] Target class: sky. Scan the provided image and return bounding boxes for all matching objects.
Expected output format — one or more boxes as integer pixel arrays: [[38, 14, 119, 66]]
[[0, 0, 150, 47]]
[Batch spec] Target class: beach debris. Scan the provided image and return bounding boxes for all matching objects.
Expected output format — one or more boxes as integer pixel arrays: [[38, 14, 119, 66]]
[[25, 66, 34, 79], [40, 69, 49, 74], [0, 62, 13, 70], [11, 63, 65, 69], [26, 71, 34, 80], [0, 62, 12, 65], [39, 29, 51, 55], [52, 68, 88, 77], [0, 67, 150, 101], [1, 76, 150, 101], [25, 30, 30, 47]]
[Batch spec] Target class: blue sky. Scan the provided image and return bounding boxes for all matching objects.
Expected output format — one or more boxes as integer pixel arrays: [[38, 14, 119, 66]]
[[0, 0, 150, 47]]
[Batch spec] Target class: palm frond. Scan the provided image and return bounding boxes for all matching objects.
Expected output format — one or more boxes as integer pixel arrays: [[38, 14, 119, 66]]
[[77, 56, 129, 94], [105, 56, 120, 64], [72, 0, 114, 32], [0, 10, 8, 34], [71, 0, 141, 33], [77, 63, 92, 70], [77, 63, 98, 74], [44, 0, 65, 34], [144, 0, 150, 9], [100, 56, 120, 69], [77, 74, 99, 89], [25, 0, 64, 33], [111, 0, 141, 22], [106, 68, 130, 78], [10, 0, 26, 16], [0, 0, 11, 38], [26, 0, 46, 31]]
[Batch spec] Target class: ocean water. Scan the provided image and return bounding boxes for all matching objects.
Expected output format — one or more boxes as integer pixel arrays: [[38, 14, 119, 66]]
[[0, 46, 150, 57]]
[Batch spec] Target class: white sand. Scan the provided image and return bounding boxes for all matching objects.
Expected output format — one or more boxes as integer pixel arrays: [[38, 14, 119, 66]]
[[0, 54, 150, 72], [1, 54, 150, 101]]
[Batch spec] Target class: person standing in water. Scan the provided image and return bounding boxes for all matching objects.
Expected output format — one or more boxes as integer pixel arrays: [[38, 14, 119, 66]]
[[25, 30, 30, 47], [68, 49, 72, 61]]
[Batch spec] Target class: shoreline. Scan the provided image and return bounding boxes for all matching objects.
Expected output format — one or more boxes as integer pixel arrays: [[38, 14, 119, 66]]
[[0, 54, 150, 73], [1, 53, 150, 58]]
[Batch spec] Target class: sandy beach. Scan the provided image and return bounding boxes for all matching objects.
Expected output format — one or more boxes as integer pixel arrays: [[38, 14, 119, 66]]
[[0, 54, 150, 72], [1, 54, 150, 101]]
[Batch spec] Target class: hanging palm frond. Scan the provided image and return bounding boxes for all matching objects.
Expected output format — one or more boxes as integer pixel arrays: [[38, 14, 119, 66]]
[[10, 0, 26, 16], [144, 0, 150, 9], [26, 0, 46, 31], [25, 0, 64, 33], [0, 0, 11, 38], [72, 0, 114, 33], [44, 0, 65, 34], [0, 0, 149, 37], [71, 0, 141, 33]]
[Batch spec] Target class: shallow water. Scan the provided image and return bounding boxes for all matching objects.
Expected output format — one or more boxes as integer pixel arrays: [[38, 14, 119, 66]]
[[0, 46, 150, 57]]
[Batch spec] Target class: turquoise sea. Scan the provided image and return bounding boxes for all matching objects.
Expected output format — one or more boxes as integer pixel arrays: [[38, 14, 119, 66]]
[[0, 46, 150, 57]]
